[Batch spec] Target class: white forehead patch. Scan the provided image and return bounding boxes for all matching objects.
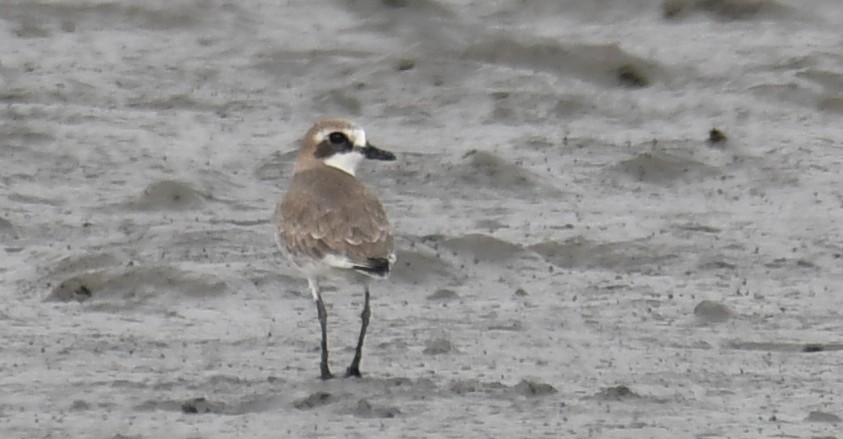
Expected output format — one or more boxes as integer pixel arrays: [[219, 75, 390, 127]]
[[350, 127, 366, 147]]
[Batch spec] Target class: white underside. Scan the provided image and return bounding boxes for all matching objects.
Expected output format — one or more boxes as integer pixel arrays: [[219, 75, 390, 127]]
[[277, 235, 395, 302], [297, 255, 394, 302], [297, 253, 396, 280], [321, 253, 357, 270]]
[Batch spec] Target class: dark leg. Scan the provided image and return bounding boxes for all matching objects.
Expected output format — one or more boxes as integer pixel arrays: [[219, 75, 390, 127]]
[[309, 278, 332, 380], [316, 296, 333, 380], [346, 285, 371, 378]]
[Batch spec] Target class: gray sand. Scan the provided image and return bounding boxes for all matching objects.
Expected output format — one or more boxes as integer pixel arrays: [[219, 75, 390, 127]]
[[2, 0, 842, 437]]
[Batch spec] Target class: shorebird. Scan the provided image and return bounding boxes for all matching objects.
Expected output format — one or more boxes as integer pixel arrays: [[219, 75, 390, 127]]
[[275, 119, 396, 380]]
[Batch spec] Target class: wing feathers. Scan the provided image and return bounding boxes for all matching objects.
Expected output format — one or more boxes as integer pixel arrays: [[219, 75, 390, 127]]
[[277, 169, 394, 273]]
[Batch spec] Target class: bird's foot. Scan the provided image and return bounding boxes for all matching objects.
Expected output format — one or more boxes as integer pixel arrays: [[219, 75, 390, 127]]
[[345, 366, 362, 378]]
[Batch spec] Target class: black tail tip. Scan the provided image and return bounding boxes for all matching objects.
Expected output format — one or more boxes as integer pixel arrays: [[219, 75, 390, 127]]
[[353, 258, 391, 277]]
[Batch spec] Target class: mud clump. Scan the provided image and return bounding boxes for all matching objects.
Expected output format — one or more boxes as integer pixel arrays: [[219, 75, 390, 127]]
[[69, 400, 91, 411], [530, 236, 675, 273], [464, 38, 660, 88], [440, 233, 526, 264], [459, 150, 535, 190], [427, 288, 458, 300], [0, 217, 15, 233], [46, 266, 228, 305], [449, 379, 507, 395], [708, 127, 727, 144], [396, 58, 415, 71], [181, 397, 222, 414], [293, 392, 332, 410], [390, 249, 459, 285], [802, 344, 824, 353], [662, 0, 690, 18], [513, 379, 557, 397], [804, 411, 841, 423], [614, 151, 718, 184], [617, 64, 649, 88], [133, 180, 205, 211], [595, 385, 640, 400], [352, 399, 401, 418], [49, 273, 100, 302], [423, 337, 454, 355], [662, 0, 788, 20], [694, 300, 733, 323]]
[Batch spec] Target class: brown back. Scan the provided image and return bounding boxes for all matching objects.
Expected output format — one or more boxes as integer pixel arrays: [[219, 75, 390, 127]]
[[277, 167, 393, 265]]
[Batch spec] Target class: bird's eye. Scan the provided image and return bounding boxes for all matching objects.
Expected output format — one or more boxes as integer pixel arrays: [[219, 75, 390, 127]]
[[328, 132, 347, 145]]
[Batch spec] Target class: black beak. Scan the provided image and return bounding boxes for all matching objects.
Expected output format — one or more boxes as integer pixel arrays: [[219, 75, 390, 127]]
[[360, 143, 396, 161]]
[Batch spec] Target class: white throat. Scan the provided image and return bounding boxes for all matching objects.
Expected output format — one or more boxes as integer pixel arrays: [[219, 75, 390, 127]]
[[323, 151, 364, 176]]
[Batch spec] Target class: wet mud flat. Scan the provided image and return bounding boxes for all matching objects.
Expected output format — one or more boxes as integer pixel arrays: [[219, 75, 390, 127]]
[[2, 0, 843, 438]]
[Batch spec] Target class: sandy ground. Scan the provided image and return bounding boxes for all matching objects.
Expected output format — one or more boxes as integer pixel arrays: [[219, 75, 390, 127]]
[[2, 0, 843, 437]]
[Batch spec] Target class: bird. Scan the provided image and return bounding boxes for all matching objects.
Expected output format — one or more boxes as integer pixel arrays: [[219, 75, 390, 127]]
[[274, 118, 396, 380]]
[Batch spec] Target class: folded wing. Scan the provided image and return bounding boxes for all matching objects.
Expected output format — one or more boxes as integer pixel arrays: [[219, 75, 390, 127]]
[[277, 170, 395, 278]]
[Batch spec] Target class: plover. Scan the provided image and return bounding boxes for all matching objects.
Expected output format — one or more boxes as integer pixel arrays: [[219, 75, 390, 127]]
[[275, 118, 396, 380]]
